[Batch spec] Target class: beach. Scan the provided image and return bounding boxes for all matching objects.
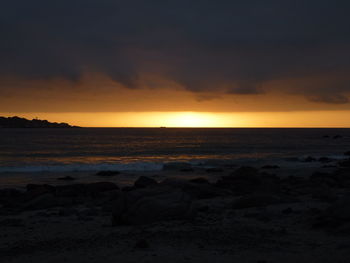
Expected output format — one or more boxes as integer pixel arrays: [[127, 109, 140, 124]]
[[1, 156, 350, 263]]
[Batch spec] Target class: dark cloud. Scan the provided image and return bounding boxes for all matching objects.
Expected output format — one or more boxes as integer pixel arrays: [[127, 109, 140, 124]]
[[308, 94, 349, 104], [1, 0, 350, 101]]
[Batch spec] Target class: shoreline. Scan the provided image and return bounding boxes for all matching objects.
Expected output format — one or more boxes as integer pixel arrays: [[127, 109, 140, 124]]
[[1, 157, 350, 262], [0, 154, 347, 189]]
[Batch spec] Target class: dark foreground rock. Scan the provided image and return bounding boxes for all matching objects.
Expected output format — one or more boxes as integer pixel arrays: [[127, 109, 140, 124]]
[[95, 170, 120, 176], [112, 188, 195, 225], [232, 193, 298, 209], [338, 159, 350, 168], [215, 166, 282, 195], [57, 176, 75, 181], [261, 165, 280, 169], [313, 196, 350, 231], [134, 176, 158, 188], [0, 182, 119, 211]]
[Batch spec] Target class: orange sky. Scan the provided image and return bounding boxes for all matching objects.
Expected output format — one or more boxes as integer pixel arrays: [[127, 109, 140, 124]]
[[1, 74, 350, 127], [2, 111, 350, 127]]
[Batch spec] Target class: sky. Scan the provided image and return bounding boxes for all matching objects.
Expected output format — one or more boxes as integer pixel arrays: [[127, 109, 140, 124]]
[[1, 0, 350, 127]]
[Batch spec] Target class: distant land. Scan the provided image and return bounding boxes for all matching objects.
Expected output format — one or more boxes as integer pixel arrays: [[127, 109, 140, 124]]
[[0, 116, 78, 128]]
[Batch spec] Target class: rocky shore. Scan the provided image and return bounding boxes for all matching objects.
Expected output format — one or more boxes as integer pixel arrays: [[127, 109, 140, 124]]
[[1, 158, 350, 262]]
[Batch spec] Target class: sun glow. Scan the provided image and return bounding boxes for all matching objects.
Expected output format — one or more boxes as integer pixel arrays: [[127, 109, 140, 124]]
[[162, 112, 221, 127], [2, 111, 350, 127]]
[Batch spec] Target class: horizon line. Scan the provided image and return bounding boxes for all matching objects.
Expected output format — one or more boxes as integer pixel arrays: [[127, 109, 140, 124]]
[[79, 126, 350, 128]]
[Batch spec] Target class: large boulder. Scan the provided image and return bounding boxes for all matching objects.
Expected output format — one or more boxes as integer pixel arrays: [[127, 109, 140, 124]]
[[55, 184, 87, 197], [308, 172, 338, 188], [332, 169, 350, 187], [215, 166, 262, 195], [0, 188, 24, 207], [338, 159, 350, 168], [134, 176, 157, 188], [313, 196, 350, 229], [112, 183, 198, 225], [311, 185, 338, 202], [232, 193, 298, 209], [120, 191, 195, 225], [55, 182, 118, 198], [85, 182, 119, 194], [23, 193, 58, 210], [189, 177, 209, 184], [26, 184, 55, 198], [160, 178, 222, 199]]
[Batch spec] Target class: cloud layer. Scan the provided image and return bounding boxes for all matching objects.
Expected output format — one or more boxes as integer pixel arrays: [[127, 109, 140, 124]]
[[1, 0, 350, 107]]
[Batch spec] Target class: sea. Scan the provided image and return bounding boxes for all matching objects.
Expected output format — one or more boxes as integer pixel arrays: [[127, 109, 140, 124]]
[[0, 128, 349, 187]]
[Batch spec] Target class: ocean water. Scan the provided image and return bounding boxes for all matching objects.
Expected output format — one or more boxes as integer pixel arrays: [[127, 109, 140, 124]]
[[0, 128, 349, 174]]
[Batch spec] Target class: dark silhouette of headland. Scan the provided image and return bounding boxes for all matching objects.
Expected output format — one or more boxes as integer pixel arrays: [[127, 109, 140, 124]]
[[0, 116, 78, 128]]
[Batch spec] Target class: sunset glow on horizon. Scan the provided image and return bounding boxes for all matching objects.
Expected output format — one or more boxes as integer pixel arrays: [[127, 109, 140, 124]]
[[3, 111, 350, 128]]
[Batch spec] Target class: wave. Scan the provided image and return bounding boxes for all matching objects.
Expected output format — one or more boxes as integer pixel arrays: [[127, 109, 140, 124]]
[[0, 162, 164, 173]]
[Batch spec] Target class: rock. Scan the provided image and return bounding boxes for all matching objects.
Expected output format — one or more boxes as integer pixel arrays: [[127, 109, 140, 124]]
[[134, 239, 150, 249], [338, 159, 350, 168], [55, 182, 118, 198], [0, 218, 24, 227], [95, 170, 120, 176], [189, 177, 209, 184], [58, 208, 78, 216], [309, 172, 338, 187], [112, 186, 194, 225], [332, 168, 350, 187], [79, 208, 99, 217], [282, 207, 294, 215], [232, 166, 259, 177], [183, 183, 222, 199], [311, 185, 338, 202], [344, 151, 350, 156], [322, 165, 337, 169], [111, 192, 127, 224], [282, 175, 306, 186], [125, 186, 177, 206], [57, 176, 75, 181], [333, 135, 343, 139], [160, 178, 222, 199], [114, 190, 195, 225], [163, 162, 192, 171], [0, 188, 24, 207], [232, 193, 298, 209], [26, 184, 55, 198], [55, 184, 87, 197], [303, 156, 317, 162], [24, 193, 57, 210], [313, 196, 350, 229], [318, 157, 333, 163], [206, 168, 224, 173], [122, 186, 135, 192], [261, 165, 280, 169], [134, 176, 157, 188], [85, 182, 119, 194], [216, 166, 261, 195], [180, 168, 194, 172]]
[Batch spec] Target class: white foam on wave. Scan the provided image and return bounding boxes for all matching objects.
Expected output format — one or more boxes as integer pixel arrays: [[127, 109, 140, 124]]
[[0, 162, 164, 173]]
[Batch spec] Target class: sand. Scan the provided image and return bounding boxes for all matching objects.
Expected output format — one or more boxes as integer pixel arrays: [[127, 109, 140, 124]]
[[1, 162, 350, 263]]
